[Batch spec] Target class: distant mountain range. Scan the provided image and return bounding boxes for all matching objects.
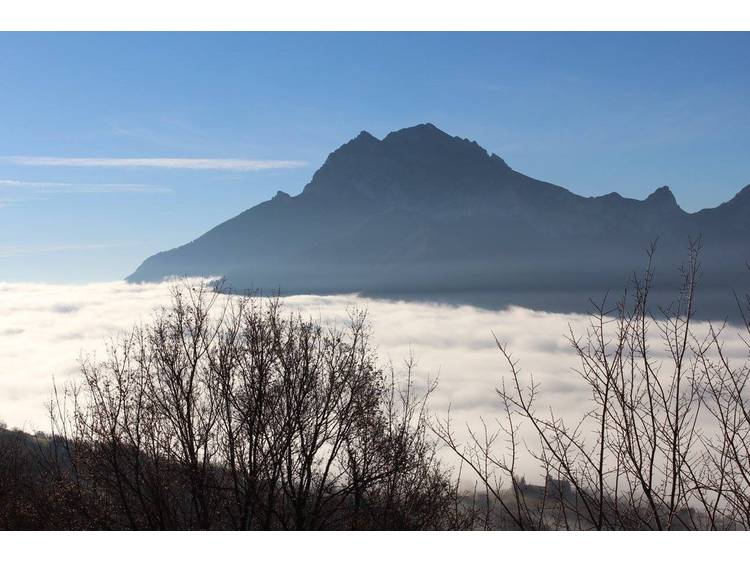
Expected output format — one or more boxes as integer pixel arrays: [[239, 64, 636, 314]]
[[128, 124, 750, 317]]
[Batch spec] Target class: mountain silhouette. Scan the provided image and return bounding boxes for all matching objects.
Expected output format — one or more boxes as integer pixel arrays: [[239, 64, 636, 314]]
[[128, 124, 750, 318]]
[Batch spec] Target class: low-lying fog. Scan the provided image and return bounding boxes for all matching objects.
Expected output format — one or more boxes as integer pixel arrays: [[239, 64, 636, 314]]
[[2, 280, 748, 481]]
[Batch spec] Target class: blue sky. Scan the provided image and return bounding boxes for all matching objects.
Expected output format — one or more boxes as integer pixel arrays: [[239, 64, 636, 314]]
[[1, 32, 748, 282]]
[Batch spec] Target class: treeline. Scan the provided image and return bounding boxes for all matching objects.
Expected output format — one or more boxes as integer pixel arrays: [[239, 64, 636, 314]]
[[2, 244, 750, 530]]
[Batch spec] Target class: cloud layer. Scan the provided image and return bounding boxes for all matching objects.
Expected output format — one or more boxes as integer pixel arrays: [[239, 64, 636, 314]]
[[0, 282, 587, 429], [1, 281, 747, 478], [1, 156, 307, 171]]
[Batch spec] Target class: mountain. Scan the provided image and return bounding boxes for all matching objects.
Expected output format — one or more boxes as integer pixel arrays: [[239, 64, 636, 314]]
[[128, 124, 750, 316]]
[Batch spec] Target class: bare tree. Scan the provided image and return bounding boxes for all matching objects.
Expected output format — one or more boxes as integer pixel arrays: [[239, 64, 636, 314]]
[[46, 281, 469, 530], [436, 241, 750, 530]]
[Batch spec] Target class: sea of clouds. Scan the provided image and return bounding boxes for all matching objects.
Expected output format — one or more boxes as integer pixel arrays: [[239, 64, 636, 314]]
[[2, 280, 748, 480]]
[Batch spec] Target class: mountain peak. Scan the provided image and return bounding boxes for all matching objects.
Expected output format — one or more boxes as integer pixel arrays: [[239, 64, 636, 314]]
[[320, 128, 380, 161], [302, 123, 523, 203], [400, 122, 441, 133], [342, 129, 380, 149], [645, 186, 679, 209], [382, 122, 451, 143], [355, 130, 378, 142], [381, 123, 494, 162]]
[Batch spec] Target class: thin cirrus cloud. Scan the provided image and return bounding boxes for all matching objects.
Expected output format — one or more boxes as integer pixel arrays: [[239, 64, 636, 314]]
[[1, 156, 308, 171], [0, 179, 172, 194]]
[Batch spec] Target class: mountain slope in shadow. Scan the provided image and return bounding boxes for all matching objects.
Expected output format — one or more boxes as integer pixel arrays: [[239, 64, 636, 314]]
[[128, 124, 750, 319]]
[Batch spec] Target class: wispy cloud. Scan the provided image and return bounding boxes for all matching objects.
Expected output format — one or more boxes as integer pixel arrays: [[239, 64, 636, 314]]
[[0, 179, 172, 194], [1, 156, 307, 171], [0, 243, 124, 258]]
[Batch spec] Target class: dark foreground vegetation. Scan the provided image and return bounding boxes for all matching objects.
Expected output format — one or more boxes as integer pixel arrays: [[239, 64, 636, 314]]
[[1, 243, 749, 530], [2, 285, 470, 530]]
